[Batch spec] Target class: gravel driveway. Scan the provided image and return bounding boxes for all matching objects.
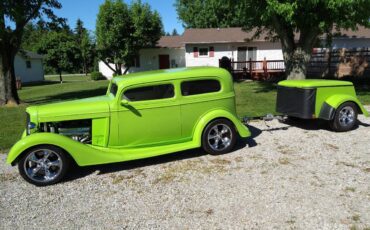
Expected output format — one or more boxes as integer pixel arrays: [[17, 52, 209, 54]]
[[1, 113, 369, 229]]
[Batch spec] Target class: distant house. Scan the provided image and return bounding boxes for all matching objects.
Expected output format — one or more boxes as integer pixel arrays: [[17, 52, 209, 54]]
[[99, 36, 185, 78], [14, 51, 44, 83], [99, 27, 370, 78]]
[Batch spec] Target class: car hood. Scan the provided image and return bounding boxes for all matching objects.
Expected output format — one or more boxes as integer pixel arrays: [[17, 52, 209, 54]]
[[28, 95, 112, 123]]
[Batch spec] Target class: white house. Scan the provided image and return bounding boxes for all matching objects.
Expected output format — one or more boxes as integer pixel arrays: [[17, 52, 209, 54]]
[[182, 28, 283, 67], [14, 50, 44, 83], [99, 36, 185, 78], [99, 27, 370, 78]]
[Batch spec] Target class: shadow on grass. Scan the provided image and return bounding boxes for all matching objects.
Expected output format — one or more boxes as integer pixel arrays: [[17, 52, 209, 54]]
[[22, 80, 61, 87], [356, 87, 370, 96], [24, 87, 107, 105], [235, 81, 277, 93], [253, 82, 277, 93]]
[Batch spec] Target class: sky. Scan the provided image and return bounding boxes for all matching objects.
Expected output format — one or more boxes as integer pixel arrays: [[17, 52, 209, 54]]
[[53, 0, 184, 34]]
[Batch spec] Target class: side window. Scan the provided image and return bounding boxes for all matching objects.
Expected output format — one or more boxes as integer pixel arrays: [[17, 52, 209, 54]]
[[123, 84, 174, 102], [181, 79, 221, 96]]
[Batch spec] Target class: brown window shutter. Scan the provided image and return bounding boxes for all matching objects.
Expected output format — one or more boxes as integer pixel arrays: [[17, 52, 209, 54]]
[[209, 47, 214, 57], [193, 47, 199, 58]]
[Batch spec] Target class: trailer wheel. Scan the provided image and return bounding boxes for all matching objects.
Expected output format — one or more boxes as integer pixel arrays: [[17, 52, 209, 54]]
[[18, 145, 70, 186], [202, 119, 237, 155], [330, 102, 358, 132]]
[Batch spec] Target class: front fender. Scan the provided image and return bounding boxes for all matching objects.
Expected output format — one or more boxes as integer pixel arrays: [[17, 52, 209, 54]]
[[192, 109, 251, 146], [320, 94, 369, 119], [6, 132, 98, 166]]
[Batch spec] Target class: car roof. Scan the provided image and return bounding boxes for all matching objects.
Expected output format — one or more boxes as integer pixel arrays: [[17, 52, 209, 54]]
[[112, 67, 232, 87]]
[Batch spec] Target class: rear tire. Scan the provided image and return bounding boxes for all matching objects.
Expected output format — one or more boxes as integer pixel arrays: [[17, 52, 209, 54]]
[[329, 102, 358, 132], [18, 145, 70, 186], [202, 119, 237, 155]]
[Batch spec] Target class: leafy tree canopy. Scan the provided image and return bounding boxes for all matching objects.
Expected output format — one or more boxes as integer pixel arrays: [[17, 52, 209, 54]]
[[37, 31, 80, 82], [96, 0, 163, 75], [0, 0, 63, 105]]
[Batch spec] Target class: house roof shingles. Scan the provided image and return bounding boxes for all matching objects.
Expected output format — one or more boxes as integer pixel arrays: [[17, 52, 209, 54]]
[[154, 26, 370, 47], [156, 36, 184, 48], [181, 28, 267, 44], [20, 50, 43, 59]]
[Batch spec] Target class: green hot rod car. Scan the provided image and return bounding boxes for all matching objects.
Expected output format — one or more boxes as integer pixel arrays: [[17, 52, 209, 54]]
[[7, 67, 251, 186], [276, 80, 369, 131]]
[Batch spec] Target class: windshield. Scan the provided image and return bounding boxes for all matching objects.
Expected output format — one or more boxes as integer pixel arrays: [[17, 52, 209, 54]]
[[110, 83, 118, 97]]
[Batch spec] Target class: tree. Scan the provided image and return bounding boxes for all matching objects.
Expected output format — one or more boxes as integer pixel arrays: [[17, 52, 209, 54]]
[[96, 0, 163, 75], [37, 31, 79, 83], [176, 0, 370, 79], [172, 29, 179, 36], [74, 19, 95, 75], [0, 0, 62, 105], [176, 0, 244, 29]]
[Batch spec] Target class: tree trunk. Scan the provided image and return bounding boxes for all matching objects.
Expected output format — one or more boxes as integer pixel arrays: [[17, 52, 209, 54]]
[[123, 66, 130, 75], [59, 71, 63, 83], [0, 57, 5, 105], [0, 49, 20, 106], [271, 15, 318, 80], [84, 62, 88, 76], [83, 58, 87, 76], [115, 63, 122, 75], [283, 47, 311, 80]]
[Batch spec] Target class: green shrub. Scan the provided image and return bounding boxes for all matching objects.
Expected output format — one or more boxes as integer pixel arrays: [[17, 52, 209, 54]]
[[90, 71, 105, 81]]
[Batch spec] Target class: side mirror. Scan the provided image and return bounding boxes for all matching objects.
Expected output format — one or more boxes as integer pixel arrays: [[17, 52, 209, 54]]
[[121, 99, 130, 106]]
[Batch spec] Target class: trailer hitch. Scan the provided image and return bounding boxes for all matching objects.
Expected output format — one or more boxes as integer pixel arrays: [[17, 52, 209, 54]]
[[241, 114, 287, 125]]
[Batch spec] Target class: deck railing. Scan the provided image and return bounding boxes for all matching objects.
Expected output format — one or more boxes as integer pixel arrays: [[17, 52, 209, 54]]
[[221, 48, 370, 80], [220, 58, 285, 80]]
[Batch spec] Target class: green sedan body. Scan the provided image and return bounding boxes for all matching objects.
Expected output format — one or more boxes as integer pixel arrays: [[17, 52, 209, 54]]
[[7, 67, 250, 185]]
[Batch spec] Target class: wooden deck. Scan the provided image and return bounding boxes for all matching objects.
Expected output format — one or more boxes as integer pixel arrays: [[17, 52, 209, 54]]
[[220, 58, 285, 81], [220, 48, 370, 81]]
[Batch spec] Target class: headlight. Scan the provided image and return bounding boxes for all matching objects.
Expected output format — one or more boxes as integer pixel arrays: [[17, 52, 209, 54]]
[[26, 113, 36, 135]]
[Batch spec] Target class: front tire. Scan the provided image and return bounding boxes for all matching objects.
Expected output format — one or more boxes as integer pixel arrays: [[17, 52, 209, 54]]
[[18, 145, 70, 186], [329, 102, 358, 132], [202, 119, 237, 155]]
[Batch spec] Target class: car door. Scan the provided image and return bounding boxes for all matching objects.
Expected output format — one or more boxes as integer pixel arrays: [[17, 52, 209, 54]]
[[117, 82, 181, 147]]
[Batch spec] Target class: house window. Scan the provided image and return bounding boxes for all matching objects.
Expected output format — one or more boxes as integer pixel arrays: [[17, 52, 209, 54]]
[[26, 60, 31, 68], [199, 48, 209, 57], [123, 84, 174, 102]]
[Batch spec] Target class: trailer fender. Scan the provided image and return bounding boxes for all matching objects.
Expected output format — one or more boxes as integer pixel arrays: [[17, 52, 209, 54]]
[[319, 94, 369, 120]]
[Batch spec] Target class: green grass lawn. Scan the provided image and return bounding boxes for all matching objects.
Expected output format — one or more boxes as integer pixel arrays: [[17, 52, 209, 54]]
[[0, 76, 369, 152], [0, 75, 109, 152]]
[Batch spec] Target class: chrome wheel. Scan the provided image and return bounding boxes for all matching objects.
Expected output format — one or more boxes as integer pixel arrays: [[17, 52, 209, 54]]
[[23, 149, 63, 183], [207, 124, 232, 151], [338, 106, 355, 127]]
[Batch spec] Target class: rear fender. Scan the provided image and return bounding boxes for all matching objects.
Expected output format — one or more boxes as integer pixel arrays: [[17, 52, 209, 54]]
[[192, 109, 251, 146], [319, 94, 369, 120]]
